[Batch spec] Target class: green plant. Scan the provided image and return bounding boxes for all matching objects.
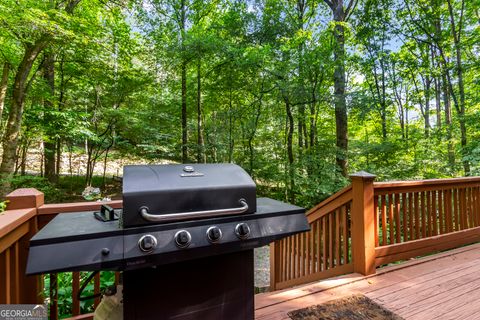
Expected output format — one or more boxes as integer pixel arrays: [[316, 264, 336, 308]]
[[9, 175, 66, 203], [44, 271, 117, 318], [0, 200, 8, 213]]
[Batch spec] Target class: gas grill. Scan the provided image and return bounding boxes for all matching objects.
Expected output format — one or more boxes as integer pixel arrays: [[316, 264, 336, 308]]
[[26, 164, 309, 319]]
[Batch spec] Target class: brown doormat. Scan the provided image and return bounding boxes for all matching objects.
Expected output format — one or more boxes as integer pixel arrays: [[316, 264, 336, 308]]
[[288, 294, 404, 320]]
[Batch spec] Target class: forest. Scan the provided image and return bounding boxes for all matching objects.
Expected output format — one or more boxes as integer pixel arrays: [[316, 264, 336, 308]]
[[0, 0, 478, 209]]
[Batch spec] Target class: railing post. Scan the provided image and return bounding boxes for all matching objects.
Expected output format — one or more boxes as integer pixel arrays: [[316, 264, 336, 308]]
[[5, 188, 44, 304], [6, 188, 44, 210], [350, 171, 376, 275]]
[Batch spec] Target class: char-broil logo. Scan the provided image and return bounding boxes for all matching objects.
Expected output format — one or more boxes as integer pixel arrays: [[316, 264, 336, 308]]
[[0, 304, 47, 320]]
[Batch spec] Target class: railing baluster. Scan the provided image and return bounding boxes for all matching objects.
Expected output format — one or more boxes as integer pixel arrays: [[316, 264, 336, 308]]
[[408, 192, 414, 240], [14, 242, 20, 303], [445, 189, 451, 233], [294, 234, 299, 279], [310, 222, 317, 274], [115, 271, 120, 286], [322, 217, 327, 271], [5, 248, 11, 304], [421, 191, 426, 238], [283, 239, 288, 282], [432, 191, 437, 236], [466, 187, 470, 228], [342, 205, 348, 264], [389, 195, 394, 244], [94, 272, 101, 308], [454, 188, 460, 231], [335, 209, 341, 267], [401, 193, 407, 242], [394, 194, 401, 244], [473, 187, 480, 227], [438, 190, 443, 234], [316, 220, 321, 272], [468, 187, 474, 228], [300, 230, 305, 277], [72, 272, 80, 316], [462, 187, 466, 229], [381, 195, 387, 246], [49, 273, 58, 320], [414, 192, 420, 239], [374, 195, 379, 246], [328, 214, 333, 269], [275, 239, 286, 283]]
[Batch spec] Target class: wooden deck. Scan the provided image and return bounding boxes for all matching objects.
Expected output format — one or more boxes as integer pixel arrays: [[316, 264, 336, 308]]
[[255, 242, 480, 320]]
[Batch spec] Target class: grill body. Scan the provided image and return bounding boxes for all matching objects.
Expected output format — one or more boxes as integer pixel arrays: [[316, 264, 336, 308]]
[[26, 164, 309, 320], [124, 251, 254, 320]]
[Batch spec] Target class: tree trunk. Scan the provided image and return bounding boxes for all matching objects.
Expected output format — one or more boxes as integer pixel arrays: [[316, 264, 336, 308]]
[[0, 62, 9, 128], [332, 2, 348, 177], [102, 147, 110, 188], [20, 142, 28, 176], [56, 138, 61, 176], [297, 0, 306, 152], [434, 76, 441, 129], [0, 37, 48, 197], [247, 102, 262, 177], [180, 0, 188, 163], [309, 101, 316, 148], [228, 88, 234, 163], [285, 97, 295, 203], [196, 60, 206, 163], [424, 75, 430, 137], [447, 0, 468, 174], [181, 61, 188, 163], [43, 51, 57, 182], [443, 73, 455, 168], [432, 46, 442, 129]]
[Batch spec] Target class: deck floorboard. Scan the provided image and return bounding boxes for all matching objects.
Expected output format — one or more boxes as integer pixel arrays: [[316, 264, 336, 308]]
[[255, 242, 480, 320]]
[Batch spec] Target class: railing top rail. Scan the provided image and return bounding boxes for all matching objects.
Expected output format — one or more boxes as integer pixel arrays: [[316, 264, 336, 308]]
[[37, 200, 123, 215], [306, 185, 352, 217], [0, 208, 36, 238], [374, 176, 480, 191]]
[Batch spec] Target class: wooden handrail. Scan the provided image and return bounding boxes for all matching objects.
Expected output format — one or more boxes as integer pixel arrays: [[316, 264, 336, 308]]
[[38, 200, 123, 215], [306, 186, 352, 223], [0, 208, 36, 238], [374, 176, 480, 188], [374, 177, 480, 195], [307, 185, 352, 216]]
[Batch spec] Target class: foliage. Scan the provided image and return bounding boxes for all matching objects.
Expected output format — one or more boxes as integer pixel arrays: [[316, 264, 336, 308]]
[[0, 0, 478, 207], [9, 176, 65, 203], [0, 200, 7, 213], [44, 272, 116, 318], [0, 0, 478, 317]]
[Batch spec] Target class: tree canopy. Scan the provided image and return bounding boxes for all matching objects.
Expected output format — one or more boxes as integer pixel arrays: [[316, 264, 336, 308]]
[[0, 0, 479, 208]]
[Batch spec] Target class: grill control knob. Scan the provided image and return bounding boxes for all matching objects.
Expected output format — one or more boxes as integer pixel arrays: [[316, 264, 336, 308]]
[[235, 223, 250, 239], [206, 226, 222, 243], [138, 235, 157, 253], [175, 230, 192, 248]]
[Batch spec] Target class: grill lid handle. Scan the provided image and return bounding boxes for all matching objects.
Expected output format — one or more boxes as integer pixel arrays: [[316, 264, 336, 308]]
[[139, 199, 249, 223]]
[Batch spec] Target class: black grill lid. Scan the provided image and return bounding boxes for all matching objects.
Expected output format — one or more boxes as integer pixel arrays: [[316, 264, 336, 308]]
[[122, 164, 256, 228]]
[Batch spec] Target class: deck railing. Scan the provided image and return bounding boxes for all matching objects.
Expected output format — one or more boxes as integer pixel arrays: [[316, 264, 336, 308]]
[[0, 188, 122, 320], [374, 177, 480, 266], [2, 173, 480, 314], [270, 173, 480, 290], [269, 185, 353, 290]]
